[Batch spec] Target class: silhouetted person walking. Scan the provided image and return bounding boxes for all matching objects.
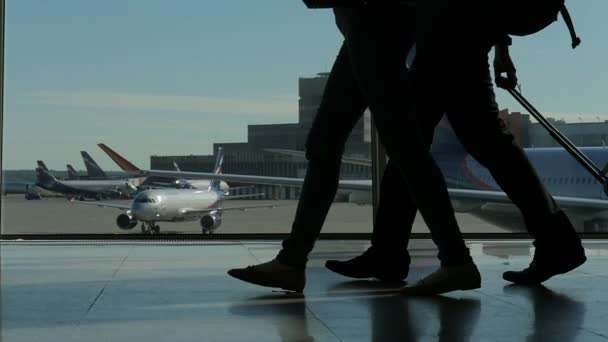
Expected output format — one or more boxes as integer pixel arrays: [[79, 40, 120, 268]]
[[228, 5, 481, 295], [327, 0, 586, 291]]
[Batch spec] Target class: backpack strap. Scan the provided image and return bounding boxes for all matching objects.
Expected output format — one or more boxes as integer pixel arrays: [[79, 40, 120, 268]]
[[560, 5, 581, 49]]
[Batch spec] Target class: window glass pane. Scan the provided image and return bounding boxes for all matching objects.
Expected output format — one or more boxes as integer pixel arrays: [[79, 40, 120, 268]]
[[1, 0, 375, 235], [2, 1, 607, 236]]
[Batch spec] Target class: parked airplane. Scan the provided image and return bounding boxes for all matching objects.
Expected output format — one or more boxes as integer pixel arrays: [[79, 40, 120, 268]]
[[23, 161, 77, 199], [35, 167, 137, 201], [66, 164, 80, 180], [77, 147, 281, 234], [81, 151, 108, 179], [37, 160, 50, 172], [139, 146, 608, 233], [97, 143, 230, 191]]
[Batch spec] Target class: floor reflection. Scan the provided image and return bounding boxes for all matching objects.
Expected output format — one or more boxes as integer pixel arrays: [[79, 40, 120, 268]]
[[229, 293, 315, 342], [329, 280, 481, 342], [503, 285, 586, 342]]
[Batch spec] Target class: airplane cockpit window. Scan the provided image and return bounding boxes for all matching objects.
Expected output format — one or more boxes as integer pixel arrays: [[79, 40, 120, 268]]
[[134, 195, 156, 204]]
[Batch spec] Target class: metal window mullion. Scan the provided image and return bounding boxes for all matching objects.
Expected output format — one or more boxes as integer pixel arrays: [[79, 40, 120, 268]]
[[370, 115, 387, 221]]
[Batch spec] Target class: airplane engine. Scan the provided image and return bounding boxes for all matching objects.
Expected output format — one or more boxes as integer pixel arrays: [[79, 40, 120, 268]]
[[106, 190, 123, 199], [200, 214, 222, 233], [175, 179, 194, 189], [116, 214, 138, 230]]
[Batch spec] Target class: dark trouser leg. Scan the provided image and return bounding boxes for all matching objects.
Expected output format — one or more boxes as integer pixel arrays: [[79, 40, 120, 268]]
[[371, 160, 415, 255], [445, 61, 580, 247], [337, 7, 471, 266], [371, 109, 444, 259], [422, 0, 581, 247], [277, 43, 368, 269]]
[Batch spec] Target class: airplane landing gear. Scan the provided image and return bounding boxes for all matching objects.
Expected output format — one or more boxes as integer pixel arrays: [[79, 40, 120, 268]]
[[141, 222, 161, 234]]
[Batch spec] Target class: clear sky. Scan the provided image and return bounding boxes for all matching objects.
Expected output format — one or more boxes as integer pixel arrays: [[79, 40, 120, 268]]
[[3, 0, 607, 170]]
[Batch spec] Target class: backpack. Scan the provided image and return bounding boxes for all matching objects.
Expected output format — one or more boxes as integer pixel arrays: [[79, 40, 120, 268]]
[[503, 0, 581, 49]]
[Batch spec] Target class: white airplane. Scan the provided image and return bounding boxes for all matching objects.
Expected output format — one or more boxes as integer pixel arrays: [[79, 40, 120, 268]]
[[76, 147, 283, 234], [137, 146, 608, 233]]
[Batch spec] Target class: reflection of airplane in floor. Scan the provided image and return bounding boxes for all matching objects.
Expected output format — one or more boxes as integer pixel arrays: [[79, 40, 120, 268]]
[[97, 143, 230, 191], [76, 148, 281, 234], [139, 146, 608, 233], [35, 167, 137, 201]]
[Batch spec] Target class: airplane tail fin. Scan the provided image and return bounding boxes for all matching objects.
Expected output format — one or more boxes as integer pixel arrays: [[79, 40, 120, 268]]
[[173, 161, 182, 172], [35, 167, 57, 187], [37, 160, 49, 172], [98, 143, 140, 173], [431, 116, 468, 187], [66, 164, 80, 180], [81, 151, 107, 179], [431, 116, 467, 158], [208, 147, 224, 191]]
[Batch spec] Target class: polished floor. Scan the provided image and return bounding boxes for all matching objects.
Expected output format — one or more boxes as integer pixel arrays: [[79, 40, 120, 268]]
[[2, 239, 608, 341]]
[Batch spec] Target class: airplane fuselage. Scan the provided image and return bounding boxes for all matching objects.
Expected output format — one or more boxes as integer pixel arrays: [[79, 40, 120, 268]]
[[461, 147, 608, 200], [38, 178, 136, 199], [130, 189, 221, 222], [456, 147, 608, 231], [176, 179, 229, 191]]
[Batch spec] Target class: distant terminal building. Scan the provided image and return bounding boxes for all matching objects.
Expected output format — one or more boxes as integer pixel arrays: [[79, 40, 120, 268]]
[[151, 73, 372, 200], [529, 119, 608, 148], [497, 109, 608, 148], [151, 73, 608, 200]]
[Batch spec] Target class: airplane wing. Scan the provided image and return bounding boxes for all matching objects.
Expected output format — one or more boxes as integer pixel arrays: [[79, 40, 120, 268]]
[[264, 149, 372, 167], [138, 169, 608, 212], [179, 203, 289, 216], [224, 193, 266, 200], [71, 201, 132, 210], [137, 169, 371, 191], [448, 188, 608, 211]]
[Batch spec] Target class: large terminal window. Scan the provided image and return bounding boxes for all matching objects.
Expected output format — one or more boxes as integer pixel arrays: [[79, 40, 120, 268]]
[[0, 1, 373, 237], [1, 1, 607, 238]]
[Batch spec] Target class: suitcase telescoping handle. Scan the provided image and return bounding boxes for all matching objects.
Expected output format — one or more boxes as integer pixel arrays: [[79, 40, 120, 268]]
[[496, 76, 608, 195]]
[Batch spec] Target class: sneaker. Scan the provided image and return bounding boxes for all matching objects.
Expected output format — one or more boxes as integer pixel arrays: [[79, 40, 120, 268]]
[[227, 259, 306, 292], [502, 245, 586, 285], [400, 263, 481, 296], [325, 248, 409, 282]]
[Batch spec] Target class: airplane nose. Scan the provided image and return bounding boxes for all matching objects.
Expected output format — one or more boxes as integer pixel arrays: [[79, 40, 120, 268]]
[[132, 203, 156, 221]]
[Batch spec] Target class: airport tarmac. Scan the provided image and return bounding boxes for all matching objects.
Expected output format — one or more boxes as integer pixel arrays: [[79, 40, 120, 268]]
[[0, 194, 508, 235]]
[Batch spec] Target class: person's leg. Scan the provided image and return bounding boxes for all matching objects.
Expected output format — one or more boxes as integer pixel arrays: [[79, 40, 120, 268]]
[[324, 8, 419, 282], [433, 1, 585, 284], [325, 160, 415, 281], [336, 6, 481, 295], [340, 6, 473, 268], [276, 42, 369, 269], [325, 108, 445, 281], [449, 102, 586, 284], [227, 42, 369, 292]]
